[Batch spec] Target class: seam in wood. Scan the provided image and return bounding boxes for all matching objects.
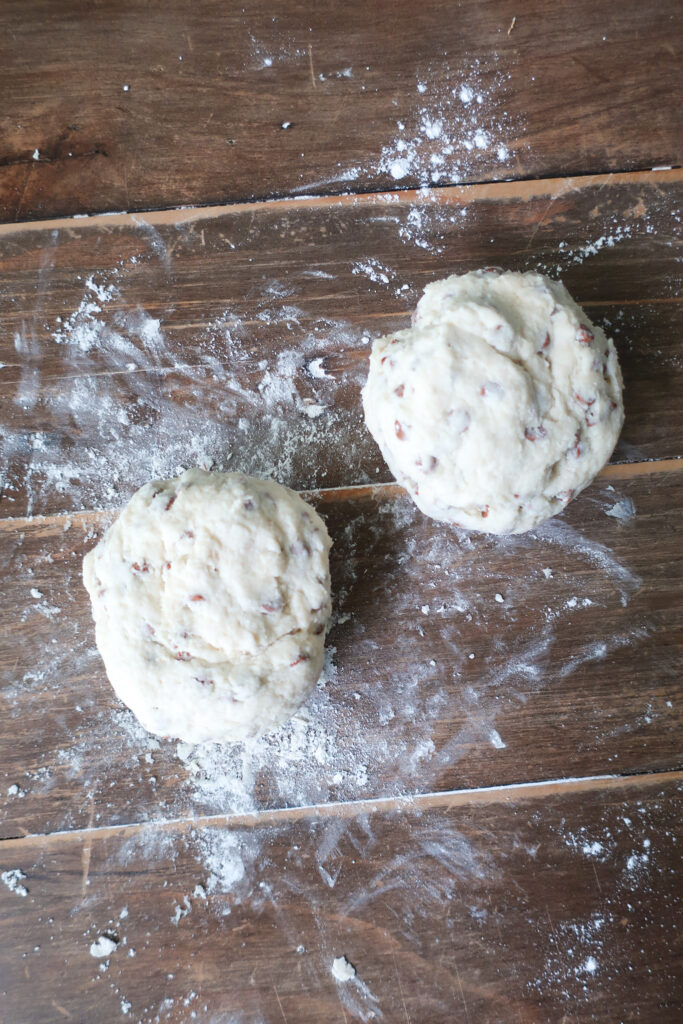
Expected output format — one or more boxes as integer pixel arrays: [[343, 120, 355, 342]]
[[2, 769, 680, 849], [0, 458, 679, 531], [0, 168, 679, 238]]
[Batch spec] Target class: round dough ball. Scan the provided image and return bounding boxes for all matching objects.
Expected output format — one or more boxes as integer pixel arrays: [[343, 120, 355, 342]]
[[83, 469, 332, 743], [362, 269, 624, 534]]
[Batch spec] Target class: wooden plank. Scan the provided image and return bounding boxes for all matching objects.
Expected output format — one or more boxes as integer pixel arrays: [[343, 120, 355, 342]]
[[0, 773, 680, 1022], [1, 465, 681, 839], [0, 172, 680, 519], [1, 0, 681, 222]]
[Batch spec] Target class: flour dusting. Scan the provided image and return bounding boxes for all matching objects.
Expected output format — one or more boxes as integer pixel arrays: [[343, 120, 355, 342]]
[[378, 61, 517, 187], [1, 264, 374, 516]]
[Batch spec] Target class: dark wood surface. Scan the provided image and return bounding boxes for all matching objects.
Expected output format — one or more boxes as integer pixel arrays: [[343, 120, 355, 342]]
[[1, 3, 681, 1021], [0, 1, 681, 222], [0, 774, 680, 1023]]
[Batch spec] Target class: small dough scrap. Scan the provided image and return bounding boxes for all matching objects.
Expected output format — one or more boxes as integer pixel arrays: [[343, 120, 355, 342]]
[[332, 955, 356, 982], [362, 269, 624, 534], [83, 469, 332, 743]]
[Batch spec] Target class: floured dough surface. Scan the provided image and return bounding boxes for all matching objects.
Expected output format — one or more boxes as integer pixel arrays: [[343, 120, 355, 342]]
[[362, 270, 624, 534], [83, 469, 332, 743]]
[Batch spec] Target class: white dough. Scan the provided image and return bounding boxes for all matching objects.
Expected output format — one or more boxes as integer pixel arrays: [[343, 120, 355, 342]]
[[83, 469, 332, 743], [362, 270, 624, 534]]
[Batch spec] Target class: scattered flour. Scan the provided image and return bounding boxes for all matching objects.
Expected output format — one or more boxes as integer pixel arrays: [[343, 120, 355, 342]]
[[1, 262, 376, 516], [377, 60, 518, 186]]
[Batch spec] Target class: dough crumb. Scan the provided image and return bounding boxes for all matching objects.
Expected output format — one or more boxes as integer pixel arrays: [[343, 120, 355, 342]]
[[332, 955, 356, 982]]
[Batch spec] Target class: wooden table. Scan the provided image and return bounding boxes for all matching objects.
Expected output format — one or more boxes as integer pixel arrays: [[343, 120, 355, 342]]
[[0, 3, 681, 1021]]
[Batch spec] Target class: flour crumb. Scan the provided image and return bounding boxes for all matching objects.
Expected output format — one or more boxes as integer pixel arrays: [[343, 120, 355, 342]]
[[1, 869, 28, 897], [332, 955, 356, 982], [301, 402, 327, 419], [494, 593, 504, 604], [89, 934, 118, 958], [306, 356, 332, 379]]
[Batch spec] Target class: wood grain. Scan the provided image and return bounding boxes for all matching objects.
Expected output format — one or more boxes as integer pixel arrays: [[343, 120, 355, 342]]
[[0, 773, 680, 1023], [1, 171, 680, 519], [1, 0, 681, 222], [1, 464, 680, 840]]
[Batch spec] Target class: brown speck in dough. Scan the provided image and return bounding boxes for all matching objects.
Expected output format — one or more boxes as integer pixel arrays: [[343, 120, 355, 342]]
[[394, 420, 406, 440], [576, 325, 594, 345], [290, 653, 310, 668], [524, 425, 547, 441]]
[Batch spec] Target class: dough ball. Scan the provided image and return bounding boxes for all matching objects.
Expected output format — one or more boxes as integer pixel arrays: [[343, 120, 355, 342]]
[[83, 469, 332, 743], [362, 269, 624, 534]]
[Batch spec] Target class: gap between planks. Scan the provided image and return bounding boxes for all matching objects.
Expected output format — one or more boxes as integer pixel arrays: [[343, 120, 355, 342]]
[[2, 769, 680, 851], [0, 458, 680, 532], [0, 168, 679, 238]]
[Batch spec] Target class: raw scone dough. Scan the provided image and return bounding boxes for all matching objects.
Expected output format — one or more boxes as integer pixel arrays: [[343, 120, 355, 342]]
[[362, 269, 624, 534], [83, 469, 332, 743]]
